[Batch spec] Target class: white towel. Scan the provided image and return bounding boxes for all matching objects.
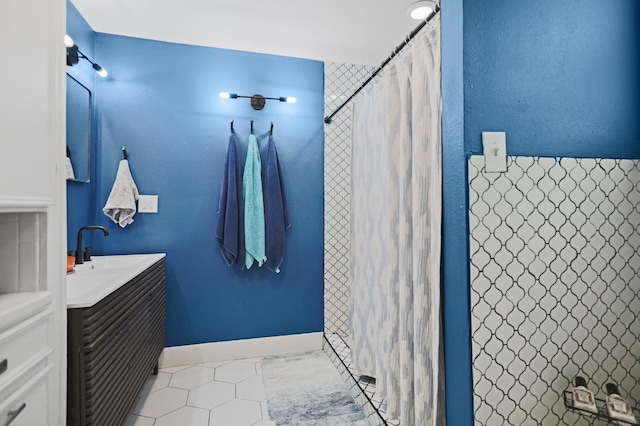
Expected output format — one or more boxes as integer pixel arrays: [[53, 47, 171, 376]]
[[66, 157, 76, 180], [103, 159, 139, 228]]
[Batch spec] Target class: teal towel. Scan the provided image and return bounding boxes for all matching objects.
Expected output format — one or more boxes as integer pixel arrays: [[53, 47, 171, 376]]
[[243, 134, 266, 268]]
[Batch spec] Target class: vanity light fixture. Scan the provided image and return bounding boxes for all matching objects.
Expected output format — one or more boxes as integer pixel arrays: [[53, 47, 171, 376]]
[[65, 34, 108, 78], [64, 34, 75, 48], [219, 92, 297, 110], [406, 0, 438, 20]]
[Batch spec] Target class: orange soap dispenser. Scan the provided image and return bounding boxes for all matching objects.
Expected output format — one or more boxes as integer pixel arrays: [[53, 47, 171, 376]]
[[67, 253, 75, 273]]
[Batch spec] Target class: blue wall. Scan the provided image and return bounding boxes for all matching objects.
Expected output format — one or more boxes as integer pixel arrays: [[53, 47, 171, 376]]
[[66, 2, 97, 253], [443, 0, 640, 423], [464, 0, 640, 157], [441, 1, 470, 425], [89, 34, 325, 346]]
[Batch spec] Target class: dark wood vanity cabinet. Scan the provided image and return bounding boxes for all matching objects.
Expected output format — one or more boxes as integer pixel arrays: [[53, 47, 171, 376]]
[[67, 259, 165, 426]]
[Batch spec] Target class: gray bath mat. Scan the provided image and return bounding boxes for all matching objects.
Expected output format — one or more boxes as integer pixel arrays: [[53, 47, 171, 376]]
[[262, 350, 370, 426]]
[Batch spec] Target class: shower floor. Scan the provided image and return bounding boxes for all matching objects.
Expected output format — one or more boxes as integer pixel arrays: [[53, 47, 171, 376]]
[[323, 332, 399, 426]]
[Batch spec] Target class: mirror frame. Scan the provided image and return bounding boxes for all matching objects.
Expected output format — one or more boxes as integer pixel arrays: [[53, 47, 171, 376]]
[[66, 73, 92, 183]]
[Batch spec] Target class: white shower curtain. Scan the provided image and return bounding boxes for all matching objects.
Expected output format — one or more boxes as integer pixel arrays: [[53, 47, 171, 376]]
[[350, 16, 442, 426]]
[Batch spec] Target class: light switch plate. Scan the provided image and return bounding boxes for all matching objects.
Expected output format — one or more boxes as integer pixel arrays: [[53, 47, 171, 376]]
[[482, 131, 507, 172], [138, 195, 158, 213]]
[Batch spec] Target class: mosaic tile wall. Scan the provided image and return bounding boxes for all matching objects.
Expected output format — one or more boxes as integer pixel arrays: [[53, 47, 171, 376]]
[[323, 61, 375, 336], [469, 156, 640, 425]]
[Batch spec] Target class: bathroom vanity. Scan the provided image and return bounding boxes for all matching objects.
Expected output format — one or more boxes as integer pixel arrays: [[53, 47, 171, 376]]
[[66, 254, 166, 426]]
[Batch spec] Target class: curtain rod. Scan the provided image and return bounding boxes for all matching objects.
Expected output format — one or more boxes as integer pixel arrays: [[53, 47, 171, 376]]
[[324, 5, 440, 125]]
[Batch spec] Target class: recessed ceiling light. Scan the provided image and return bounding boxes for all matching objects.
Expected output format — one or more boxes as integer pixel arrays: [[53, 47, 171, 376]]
[[406, 1, 437, 20]]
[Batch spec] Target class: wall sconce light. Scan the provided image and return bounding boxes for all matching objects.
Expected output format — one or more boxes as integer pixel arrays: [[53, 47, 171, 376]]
[[406, 0, 438, 20], [65, 34, 108, 78], [219, 92, 297, 110]]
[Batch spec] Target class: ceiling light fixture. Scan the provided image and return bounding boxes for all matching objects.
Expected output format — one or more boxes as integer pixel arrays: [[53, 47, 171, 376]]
[[219, 92, 296, 110], [65, 34, 108, 78], [406, 0, 437, 20]]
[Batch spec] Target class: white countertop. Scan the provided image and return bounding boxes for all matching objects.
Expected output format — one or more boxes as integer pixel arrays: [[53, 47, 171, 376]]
[[66, 253, 166, 309]]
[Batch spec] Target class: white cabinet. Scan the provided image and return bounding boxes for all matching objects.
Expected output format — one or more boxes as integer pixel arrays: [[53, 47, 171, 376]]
[[0, 296, 54, 425], [0, 0, 66, 425], [0, 364, 53, 426], [0, 307, 52, 386], [0, 0, 64, 204]]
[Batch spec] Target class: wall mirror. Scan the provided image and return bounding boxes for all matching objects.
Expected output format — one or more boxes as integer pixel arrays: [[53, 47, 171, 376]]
[[66, 73, 91, 183]]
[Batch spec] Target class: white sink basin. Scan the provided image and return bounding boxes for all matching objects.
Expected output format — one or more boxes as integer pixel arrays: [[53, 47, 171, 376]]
[[67, 253, 166, 308], [73, 254, 149, 273]]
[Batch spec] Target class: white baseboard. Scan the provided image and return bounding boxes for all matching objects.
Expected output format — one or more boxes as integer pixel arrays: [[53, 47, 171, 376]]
[[158, 332, 324, 368]]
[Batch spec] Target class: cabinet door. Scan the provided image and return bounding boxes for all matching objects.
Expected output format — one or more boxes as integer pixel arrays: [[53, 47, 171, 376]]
[[0, 366, 51, 426], [0, 1, 66, 425], [0, 0, 64, 203]]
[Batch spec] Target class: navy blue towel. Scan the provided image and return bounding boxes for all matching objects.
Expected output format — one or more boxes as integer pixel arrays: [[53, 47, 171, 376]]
[[215, 133, 245, 269], [263, 135, 290, 273]]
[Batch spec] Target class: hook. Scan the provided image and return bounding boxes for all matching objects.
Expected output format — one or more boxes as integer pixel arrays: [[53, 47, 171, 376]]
[[122, 146, 128, 160], [230, 120, 234, 132], [66, 145, 71, 158], [250, 120, 254, 134], [270, 122, 273, 135]]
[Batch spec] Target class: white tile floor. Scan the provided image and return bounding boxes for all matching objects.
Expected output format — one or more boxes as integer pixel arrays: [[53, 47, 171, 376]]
[[125, 358, 276, 426]]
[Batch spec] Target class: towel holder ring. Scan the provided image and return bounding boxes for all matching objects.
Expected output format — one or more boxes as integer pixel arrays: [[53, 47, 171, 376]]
[[122, 147, 128, 160]]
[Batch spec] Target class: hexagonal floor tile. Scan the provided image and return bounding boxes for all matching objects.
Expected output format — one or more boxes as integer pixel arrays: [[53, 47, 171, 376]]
[[123, 415, 155, 426], [133, 387, 188, 418], [236, 375, 265, 401], [214, 360, 256, 383], [170, 365, 215, 389], [239, 357, 262, 364], [261, 400, 270, 419], [139, 372, 171, 395], [187, 380, 235, 409], [198, 360, 230, 369], [160, 364, 191, 374], [155, 406, 209, 426], [209, 399, 262, 426]]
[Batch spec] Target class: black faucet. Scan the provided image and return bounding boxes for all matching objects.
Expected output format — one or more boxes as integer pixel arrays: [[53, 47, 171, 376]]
[[76, 226, 109, 265]]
